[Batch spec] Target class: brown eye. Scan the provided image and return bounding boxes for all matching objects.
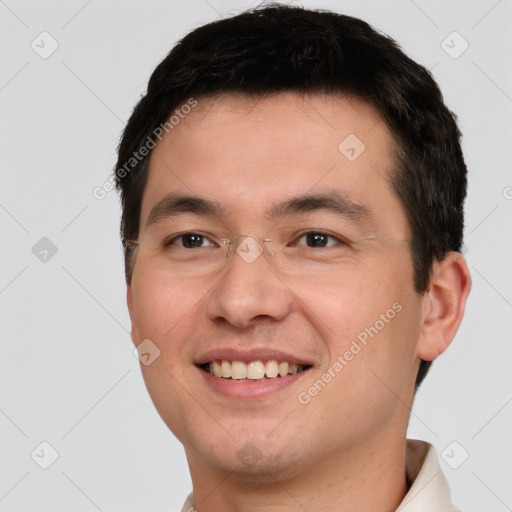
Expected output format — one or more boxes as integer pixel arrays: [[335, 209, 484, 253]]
[[166, 232, 215, 249], [294, 231, 347, 248], [306, 232, 328, 248]]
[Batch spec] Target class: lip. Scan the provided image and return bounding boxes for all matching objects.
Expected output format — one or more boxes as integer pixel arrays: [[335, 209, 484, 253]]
[[197, 364, 312, 399], [194, 347, 315, 400], [194, 347, 314, 366]]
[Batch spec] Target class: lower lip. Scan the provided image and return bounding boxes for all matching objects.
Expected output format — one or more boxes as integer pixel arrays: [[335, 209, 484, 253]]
[[198, 366, 310, 399]]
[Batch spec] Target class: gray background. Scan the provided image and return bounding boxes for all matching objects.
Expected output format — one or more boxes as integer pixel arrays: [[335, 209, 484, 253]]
[[1, 0, 511, 510]]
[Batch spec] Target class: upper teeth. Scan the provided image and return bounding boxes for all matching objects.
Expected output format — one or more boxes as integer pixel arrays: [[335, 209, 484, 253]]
[[207, 360, 306, 380]]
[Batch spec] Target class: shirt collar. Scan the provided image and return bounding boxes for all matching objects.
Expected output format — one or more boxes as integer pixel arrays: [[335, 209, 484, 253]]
[[398, 439, 460, 511], [181, 439, 459, 512]]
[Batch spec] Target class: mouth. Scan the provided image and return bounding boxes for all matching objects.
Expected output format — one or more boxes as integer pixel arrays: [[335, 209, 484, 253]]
[[195, 350, 315, 399], [200, 359, 312, 380]]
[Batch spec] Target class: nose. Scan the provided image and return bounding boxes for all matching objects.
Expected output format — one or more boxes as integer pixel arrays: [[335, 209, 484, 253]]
[[205, 243, 294, 329]]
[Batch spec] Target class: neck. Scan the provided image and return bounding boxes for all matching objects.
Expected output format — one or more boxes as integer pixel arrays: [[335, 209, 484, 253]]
[[186, 432, 409, 512]]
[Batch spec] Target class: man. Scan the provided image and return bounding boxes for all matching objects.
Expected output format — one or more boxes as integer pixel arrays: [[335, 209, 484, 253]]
[[114, 5, 471, 511]]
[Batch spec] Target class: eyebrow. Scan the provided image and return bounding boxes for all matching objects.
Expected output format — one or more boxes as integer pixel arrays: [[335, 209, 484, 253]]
[[144, 190, 373, 229]]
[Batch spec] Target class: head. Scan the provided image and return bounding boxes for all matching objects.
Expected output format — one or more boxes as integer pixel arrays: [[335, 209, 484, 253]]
[[115, 5, 470, 481]]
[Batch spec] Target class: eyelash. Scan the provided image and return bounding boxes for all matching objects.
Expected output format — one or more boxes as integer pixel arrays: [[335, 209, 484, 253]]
[[163, 231, 350, 249]]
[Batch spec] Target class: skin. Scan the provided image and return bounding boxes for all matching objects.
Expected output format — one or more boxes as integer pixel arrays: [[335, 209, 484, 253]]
[[127, 92, 471, 512]]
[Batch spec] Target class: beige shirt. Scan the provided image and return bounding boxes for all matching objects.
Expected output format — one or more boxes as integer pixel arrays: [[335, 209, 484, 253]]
[[181, 439, 460, 512]]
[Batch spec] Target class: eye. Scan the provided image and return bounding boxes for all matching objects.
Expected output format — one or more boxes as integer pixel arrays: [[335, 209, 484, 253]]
[[293, 231, 348, 248], [165, 232, 216, 249]]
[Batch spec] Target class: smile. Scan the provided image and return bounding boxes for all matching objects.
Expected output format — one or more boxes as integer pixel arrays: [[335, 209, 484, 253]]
[[202, 360, 311, 380]]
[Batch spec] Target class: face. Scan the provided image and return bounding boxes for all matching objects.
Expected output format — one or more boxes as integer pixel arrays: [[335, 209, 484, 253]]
[[127, 92, 424, 481]]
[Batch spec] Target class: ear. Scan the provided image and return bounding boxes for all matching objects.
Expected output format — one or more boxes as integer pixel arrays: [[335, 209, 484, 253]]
[[126, 285, 138, 347], [417, 252, 472, 361]]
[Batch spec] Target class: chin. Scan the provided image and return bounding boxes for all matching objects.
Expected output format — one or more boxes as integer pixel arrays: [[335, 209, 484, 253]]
[[186, 428, 313, 483]]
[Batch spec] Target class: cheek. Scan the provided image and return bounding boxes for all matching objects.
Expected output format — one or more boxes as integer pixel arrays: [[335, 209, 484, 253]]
[[129, 273, 208, 438], [299, 295, 422, 444], [282, 263, 391, 347], [295, 251, 420, 379], [336, 287, 422, 402], [130, 270, 201, 345]]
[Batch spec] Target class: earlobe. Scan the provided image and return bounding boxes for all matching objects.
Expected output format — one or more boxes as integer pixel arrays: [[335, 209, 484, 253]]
[[416, 252, 472, 361]]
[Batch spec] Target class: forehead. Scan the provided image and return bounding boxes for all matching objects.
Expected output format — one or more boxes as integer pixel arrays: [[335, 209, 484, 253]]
[[140, 92, 409, 237]]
